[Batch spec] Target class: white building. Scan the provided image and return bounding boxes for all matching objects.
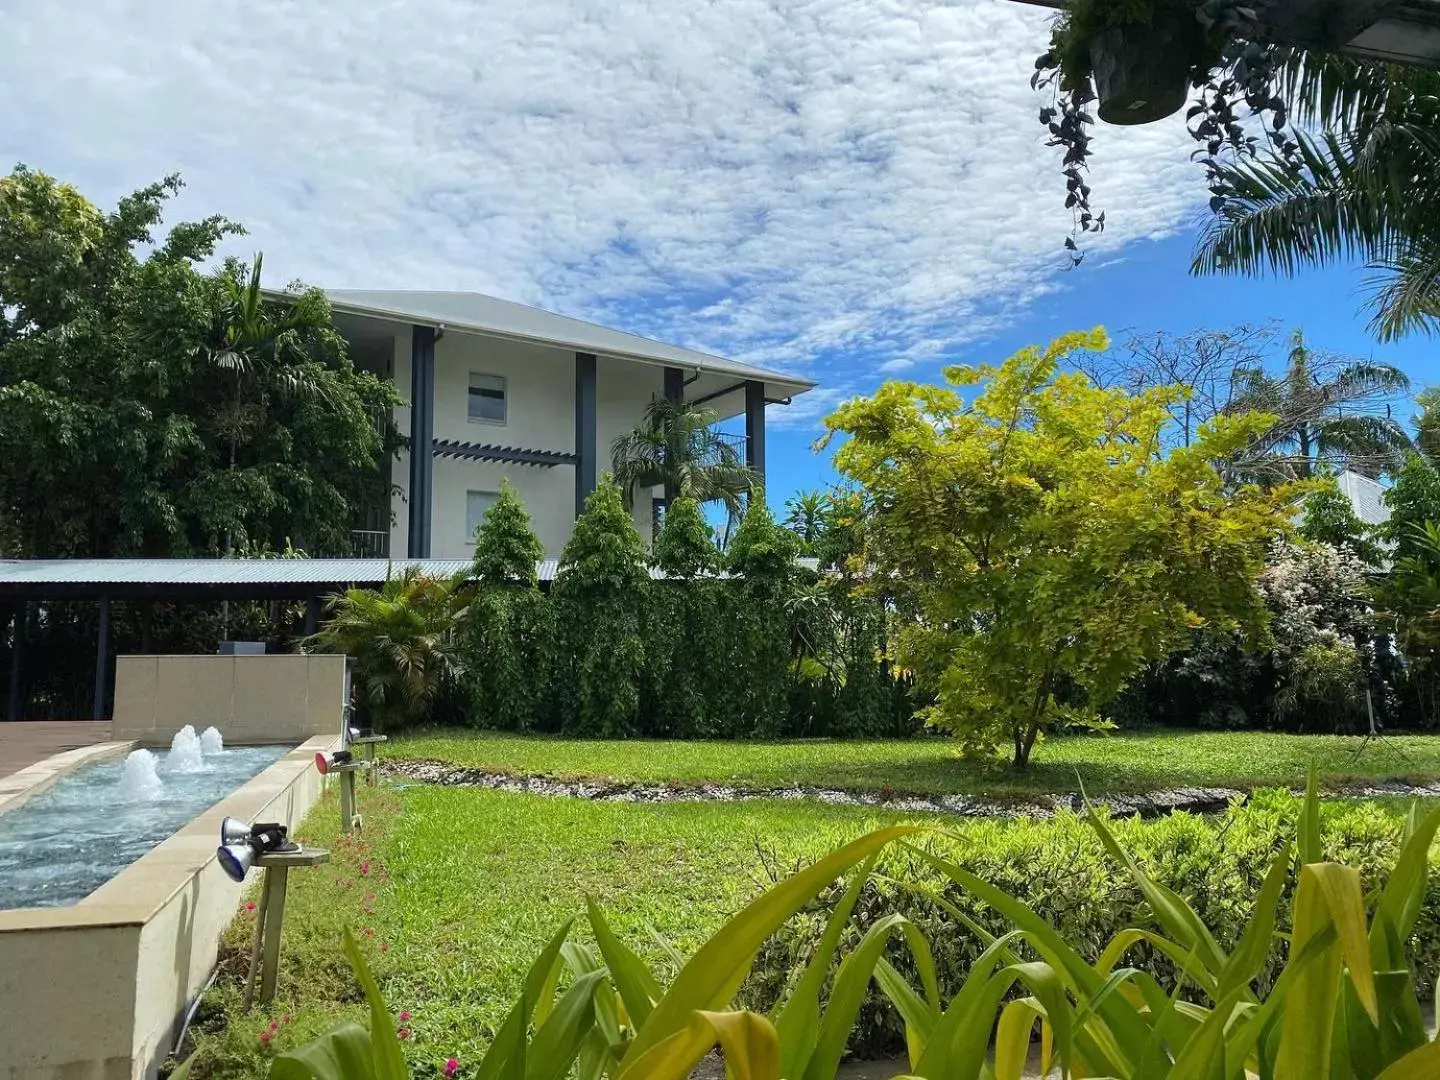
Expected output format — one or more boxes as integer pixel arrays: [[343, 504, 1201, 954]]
[[315, 290, 816, 559]]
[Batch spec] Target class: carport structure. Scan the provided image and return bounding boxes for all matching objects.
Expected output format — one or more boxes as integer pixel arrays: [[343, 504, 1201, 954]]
[[0, 558, 469, 722]]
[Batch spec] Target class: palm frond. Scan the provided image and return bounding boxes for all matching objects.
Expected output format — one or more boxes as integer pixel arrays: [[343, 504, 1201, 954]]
[[1362, 234, 1440, 341]]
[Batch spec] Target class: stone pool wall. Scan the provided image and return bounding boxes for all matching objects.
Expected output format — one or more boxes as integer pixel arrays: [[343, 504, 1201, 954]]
[[112, 653, 348, 745]]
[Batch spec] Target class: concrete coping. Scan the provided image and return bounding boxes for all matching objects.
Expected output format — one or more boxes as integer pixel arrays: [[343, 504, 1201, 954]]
[[0, 734, 337, 933]]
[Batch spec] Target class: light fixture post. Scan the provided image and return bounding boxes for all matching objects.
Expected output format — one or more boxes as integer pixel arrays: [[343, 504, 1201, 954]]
[[349, 732, 387, 787], [242, 846, 330, 1008]]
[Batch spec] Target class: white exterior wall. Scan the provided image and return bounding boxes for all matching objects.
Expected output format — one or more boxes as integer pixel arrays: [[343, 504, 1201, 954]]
[[389, 330, 663, 559]]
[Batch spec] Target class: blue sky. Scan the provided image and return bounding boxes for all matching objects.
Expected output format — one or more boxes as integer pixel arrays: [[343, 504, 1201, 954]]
[[2, 0, 1435, 518], [750, 235, 1440, 507]]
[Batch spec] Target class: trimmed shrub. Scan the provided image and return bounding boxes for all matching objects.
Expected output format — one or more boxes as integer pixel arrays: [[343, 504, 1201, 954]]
[[550, 477, 649, 736], [751, 791, 1440, 1057]]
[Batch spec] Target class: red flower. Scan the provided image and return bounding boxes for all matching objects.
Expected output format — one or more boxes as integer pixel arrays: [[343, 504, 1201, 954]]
[[269, 1020, 279, 1031], [397, 1026, 412, 1040], [380, 943, 390, 952], [399, 1011, 411, 1022], [444, 1058, 460, 1077], [246, 901, 256, 912], [360, 862, 370, 875], [259, 1031, 272, 1044]]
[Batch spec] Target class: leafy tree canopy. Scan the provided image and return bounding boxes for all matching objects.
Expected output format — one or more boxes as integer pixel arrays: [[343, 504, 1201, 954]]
[[653, 496, 718, 579], [554, 476, 649, 599], [0, 164, 399, 557], [726, 489, 800, 586], [827, 327, 1292, 766], [470, 479, 544, 585], [1299, 481, 1383, 566]]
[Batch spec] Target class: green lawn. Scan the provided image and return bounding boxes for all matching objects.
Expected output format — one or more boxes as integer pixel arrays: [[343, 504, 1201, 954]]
[[384, 728, 1440, 799], [186, 782, 927, 1078]]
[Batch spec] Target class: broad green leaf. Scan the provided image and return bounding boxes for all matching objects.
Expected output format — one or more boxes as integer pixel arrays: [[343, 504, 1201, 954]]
[[873, 959, 935, 1070], [526, 969, 607, 1080], [1308, 862, 1378, 1022], [1097, 927, 1221, 1000], [1168, 989, 1244, 1080], [774, 857, 877, 1080], [1275, 869, 1344, 1080], [619, 1011, 780, 1080], [1375, 804, 1440, 946], [994, 998, 1042, 1080], [270, 1022, 378, 1080], [168, 1056, 197, 1080], [341, 928, 409, 1080], [1218, 843, 1291, 999], [1086, 807, 1227, 976], [588, 899, 663, 1030], [626, 825, 920, 1064], [910, 932, 1026, 1078], [803, 913, 917, 1080], [913, 843, 1150, 1070], [527, 919, 576, 1030], [1376, 1038, 1440, 1080], [1299, 766, 1322, 867]]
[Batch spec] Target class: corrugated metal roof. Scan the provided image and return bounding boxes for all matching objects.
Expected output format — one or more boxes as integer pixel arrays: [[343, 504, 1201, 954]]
[[1336, 470, 1391, 528], [0, 559, 472, 587], [0, 555, 824, 588], [315, 289, 816, 396]]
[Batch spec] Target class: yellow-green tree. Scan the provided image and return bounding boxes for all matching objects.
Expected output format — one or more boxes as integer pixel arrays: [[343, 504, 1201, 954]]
[[827, 328, 1291, 766]]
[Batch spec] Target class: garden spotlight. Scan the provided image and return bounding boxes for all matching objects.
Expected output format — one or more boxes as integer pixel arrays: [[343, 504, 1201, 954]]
[[314, 748, 353, 775], [216, 818, 297, 883]]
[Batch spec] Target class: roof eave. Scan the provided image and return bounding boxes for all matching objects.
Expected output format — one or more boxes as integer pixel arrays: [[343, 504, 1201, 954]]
[[267, 288, 817, 396]]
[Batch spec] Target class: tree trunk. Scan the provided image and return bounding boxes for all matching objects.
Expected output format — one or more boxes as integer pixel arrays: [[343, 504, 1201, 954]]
[[1012, 721, 1041, 768]]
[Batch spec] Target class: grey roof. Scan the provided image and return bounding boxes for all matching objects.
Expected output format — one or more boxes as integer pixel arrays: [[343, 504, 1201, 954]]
[[0, 556, 823, 590], [318, 289, 816, 396], [0, 559, 473, 587], [1336, 470, 1391, 528]]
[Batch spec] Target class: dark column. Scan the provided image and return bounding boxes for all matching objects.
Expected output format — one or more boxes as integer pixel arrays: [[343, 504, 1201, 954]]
[[304, 595, 321, 636], [744, 379, 767, 482], [575, 352, 598, 517], [6, 602, 24, 722], [663, 367, 685, 507], [93, 595, 111, 721], [139, 601, 154, 654], [408, 325, 437, 558]]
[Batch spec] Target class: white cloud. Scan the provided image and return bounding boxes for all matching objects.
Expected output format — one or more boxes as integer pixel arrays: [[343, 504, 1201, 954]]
[[878, 358, 916, 374], [1, 0, 1205, 418]]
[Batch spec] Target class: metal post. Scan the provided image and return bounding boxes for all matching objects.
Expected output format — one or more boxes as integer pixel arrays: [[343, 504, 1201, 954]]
[[408, 325, 436, 558], [339, 769, 358, 833], [304, 595, 321, 637], [744, 380, 766, 482], [257, 865, 290, 1005], [575, 352, 598, 517], [663, 367, 685, 508], [92, 595, 111, 721], [6, 602, 24, 722], [241, 876, 271, 1009]]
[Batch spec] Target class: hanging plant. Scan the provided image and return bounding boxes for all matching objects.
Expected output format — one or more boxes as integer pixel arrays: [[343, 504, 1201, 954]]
[[1031, 0, 1299, 263]]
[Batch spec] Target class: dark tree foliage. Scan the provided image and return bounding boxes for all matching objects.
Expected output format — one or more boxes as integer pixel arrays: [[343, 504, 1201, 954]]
[[0, 165, 399, 558], [464, 481, 547, 731], [550, 478, 650, 736]]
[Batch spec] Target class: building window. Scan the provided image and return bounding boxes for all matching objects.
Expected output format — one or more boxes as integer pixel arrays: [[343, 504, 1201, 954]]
[[466, 489, 499, 542], [468, 372, 507, 424]]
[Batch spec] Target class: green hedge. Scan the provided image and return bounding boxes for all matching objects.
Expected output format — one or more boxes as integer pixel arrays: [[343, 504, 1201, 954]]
[[454, 483, 919, 739], [748, 791, 1440, 1057]]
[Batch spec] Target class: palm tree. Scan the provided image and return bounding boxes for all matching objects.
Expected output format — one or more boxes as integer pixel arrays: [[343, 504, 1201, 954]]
[[1224, 330, 1411, 481], [203, 254, 337, 486], [783, 490, 828, 552], [1195, 57, 1440, 341], [610, 397, 755, 524], [304, 568, 467, 732]]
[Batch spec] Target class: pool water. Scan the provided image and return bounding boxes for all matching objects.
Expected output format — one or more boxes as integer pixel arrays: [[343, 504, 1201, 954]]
[[0, 739, 289, 909]]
